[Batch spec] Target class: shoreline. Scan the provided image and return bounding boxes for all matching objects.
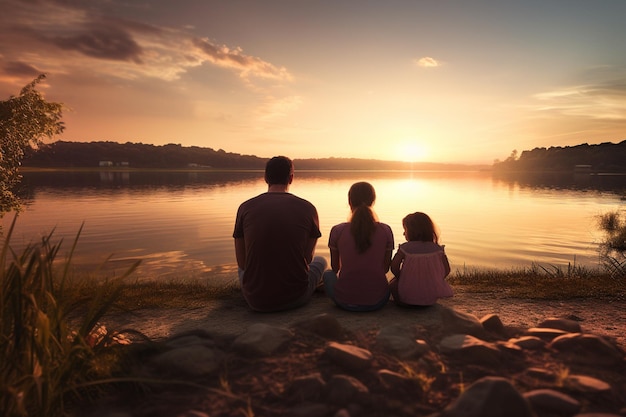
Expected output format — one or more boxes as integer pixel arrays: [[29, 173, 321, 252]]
[[103, 289, 626, 348]]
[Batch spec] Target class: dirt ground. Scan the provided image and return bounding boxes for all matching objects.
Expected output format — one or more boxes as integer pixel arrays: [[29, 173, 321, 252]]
[[105, 288, 626, 348]]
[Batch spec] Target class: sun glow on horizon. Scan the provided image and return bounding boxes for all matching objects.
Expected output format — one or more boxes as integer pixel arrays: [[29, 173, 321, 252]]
[[394, 141, 429, 163]]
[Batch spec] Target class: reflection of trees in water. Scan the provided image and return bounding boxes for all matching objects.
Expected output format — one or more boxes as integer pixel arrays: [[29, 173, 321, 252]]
[[20, 170, 493, 189], [19, 170, 264, 190], [19, 169, 626, 201], [99, 171, 130, 183], [492, 170, 626, 194]]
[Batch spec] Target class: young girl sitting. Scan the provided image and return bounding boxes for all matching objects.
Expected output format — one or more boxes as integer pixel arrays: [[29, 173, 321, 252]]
[[389, 212, 453, 307]]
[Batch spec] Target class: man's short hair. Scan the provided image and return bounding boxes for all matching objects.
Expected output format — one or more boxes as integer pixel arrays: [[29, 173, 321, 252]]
[[265, 156, 294, 185]]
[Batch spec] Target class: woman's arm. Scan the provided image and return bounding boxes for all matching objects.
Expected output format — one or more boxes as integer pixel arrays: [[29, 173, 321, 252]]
[[383, 249, 393, 273], [390, 250, 404, 276], [329, 248, 340, 273]]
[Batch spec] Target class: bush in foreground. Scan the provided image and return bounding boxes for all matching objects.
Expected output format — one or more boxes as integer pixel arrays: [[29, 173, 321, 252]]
[[0, 216, 138, 417]]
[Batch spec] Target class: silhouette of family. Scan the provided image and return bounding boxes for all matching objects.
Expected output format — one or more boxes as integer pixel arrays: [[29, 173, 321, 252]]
[[233, 156, 453, 313]]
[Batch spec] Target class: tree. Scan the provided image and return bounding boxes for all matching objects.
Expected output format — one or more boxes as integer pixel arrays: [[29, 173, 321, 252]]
[[505, 149, 518, 162], [0, 74, 64, 212]]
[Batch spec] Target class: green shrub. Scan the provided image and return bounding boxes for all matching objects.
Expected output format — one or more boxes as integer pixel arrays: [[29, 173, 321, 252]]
[[0, 215, 138, 417]]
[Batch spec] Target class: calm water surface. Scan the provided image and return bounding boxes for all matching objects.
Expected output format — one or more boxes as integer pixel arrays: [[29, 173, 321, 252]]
[[3, 170, 625, 284]]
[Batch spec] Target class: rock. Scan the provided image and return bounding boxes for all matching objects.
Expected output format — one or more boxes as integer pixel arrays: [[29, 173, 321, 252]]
[[441, 307, 487, 338], [381, 336, 430, 359], [326, 374, 369, 405], [377, 369, 410, 387], [164, 331, 217, 349], [524, 367, 556, 382], [325, 341, 374, 371], [523, 389, 581, 416], [548, 333, 625, 366], [565, 375, 612, 394], [232, 323, 293, 356], [525, 327, 569, 341], [509, 336, 546, 350], [480, 313, 506, 335], [439, 334, 502, 367], [151, 345, 222, 377], [439, 376, 534, 417], [537, 317, 582, 333], [295, 313, 345, 339], [495, 340, 524, 355], [376, 325, 430, 359], [288, 373, 326, 401]]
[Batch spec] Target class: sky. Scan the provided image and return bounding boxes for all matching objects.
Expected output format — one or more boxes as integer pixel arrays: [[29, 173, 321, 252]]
[[1, 0, 625, 164]]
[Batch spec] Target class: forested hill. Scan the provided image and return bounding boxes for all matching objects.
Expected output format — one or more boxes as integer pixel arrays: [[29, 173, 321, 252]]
[[24, 141, 265, 169], [493, 140, 626, 173], [22, 141, 486, 171]]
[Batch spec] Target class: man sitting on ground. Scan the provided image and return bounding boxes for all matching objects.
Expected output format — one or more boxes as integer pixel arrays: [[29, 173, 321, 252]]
[[233, 156, 327, 312]]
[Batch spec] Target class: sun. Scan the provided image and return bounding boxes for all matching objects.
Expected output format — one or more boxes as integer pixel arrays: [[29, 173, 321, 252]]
[[395, 141, 428, 162]]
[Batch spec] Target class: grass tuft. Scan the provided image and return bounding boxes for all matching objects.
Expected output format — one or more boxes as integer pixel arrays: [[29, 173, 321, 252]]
[[596, 210, 626, 279]]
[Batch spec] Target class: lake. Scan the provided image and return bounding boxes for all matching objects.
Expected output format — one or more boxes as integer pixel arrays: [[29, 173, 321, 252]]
[[3, 169, 625, 285]]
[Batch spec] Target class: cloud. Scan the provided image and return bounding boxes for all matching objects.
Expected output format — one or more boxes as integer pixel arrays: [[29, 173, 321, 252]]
[[533, 71, 626, 121], [52, 26, 144, 63], [0, 0, 291, 85], [414, 56, 442, 68], [192, 38, 292, 81], [3, 61, 42, 77]]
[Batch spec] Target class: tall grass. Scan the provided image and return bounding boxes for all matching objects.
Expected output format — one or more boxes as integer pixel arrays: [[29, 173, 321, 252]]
[[448, 263, 625, 299], [596, 210, 626, 279], [0, 215, 139, 417]]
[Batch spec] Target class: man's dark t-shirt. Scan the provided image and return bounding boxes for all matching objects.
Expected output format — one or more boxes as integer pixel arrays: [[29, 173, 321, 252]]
[[233, 192, 321, 311]]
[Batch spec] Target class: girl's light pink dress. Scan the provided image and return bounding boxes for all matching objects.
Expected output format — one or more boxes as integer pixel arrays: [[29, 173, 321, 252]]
[[398, 246, 453, 305]]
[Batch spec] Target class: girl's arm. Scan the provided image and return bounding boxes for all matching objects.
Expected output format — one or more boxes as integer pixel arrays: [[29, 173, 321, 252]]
[[390, 250, 404, 277], [330, 248, 340, 273], [442, 253, 451, 277]]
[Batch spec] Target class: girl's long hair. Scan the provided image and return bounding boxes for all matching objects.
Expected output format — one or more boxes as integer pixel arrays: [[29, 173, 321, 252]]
[[403, 212, 439, 243], [348, 182, 377, 253]]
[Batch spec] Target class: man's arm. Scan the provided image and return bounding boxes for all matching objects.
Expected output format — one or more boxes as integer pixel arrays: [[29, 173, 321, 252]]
[[234, 237, 246, 270], [304, 237, 317, 265]]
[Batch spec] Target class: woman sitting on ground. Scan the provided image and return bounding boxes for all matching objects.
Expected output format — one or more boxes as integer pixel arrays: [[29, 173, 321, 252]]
[[322, 182, 394, 311]]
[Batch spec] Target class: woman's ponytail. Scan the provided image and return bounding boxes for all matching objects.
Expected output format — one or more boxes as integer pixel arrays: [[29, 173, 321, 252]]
[[348, 182, 377, 253]]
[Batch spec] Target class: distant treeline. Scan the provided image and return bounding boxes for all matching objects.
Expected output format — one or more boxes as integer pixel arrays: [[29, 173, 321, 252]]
[[24, 141, 264, 169], [493, 140, 626, 173], [23, 141, 487, 171]]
